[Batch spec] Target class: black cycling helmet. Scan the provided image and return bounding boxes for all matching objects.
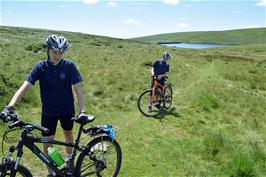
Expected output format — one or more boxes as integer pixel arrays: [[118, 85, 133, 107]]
[[46, 34, 68, 52], [163, 51, 171, 60]]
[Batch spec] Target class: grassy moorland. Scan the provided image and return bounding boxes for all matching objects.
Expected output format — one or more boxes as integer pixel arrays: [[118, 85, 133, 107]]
[[0, 26, 266, 177], [132, 28, 266, 45]]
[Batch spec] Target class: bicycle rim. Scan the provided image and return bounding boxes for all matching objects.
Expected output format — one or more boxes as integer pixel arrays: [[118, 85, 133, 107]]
[[76, 136, 122, 177], [137, 90, 162, 117], [163, 86, 173, 109], [0, 163, 32, 177]]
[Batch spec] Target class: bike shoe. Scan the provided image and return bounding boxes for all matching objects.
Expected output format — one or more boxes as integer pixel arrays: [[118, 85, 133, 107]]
[[66, 160, 75, 174], [148, 105, 152, 112]]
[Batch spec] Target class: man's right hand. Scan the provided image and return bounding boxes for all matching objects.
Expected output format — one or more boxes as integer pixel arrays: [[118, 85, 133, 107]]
[[0, 106, 15, 122]]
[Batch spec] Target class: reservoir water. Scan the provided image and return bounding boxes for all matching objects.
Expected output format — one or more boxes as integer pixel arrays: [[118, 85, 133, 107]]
[[159, 43, 229, 49]]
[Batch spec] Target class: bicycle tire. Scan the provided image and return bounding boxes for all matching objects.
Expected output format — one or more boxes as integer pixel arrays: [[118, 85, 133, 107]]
[[137, 90, 162, 117], [75, 136, 122, 177], [163, 85, 173, 109], [0, 163, 32, 177]]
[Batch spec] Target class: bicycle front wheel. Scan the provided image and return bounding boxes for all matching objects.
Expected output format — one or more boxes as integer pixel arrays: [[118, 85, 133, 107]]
[[163, 85, 173, 109], [0, 163, 32, 177], [75, 136, 122, 177], [137, 90, 163, 117]]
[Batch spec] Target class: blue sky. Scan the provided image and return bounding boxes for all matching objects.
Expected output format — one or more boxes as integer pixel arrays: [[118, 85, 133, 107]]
[[1, 0, 265, 38]]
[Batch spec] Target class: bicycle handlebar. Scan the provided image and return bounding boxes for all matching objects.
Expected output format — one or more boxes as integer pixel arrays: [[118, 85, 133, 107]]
[[29, 123, 49, 134], [1, 110, 49, 134], [152, 75, 168, 80], [1, 110, 96, 134], [8, 120, 49, 134]]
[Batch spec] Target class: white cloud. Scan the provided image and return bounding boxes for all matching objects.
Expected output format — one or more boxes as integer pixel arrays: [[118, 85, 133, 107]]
[[178, 22, 189, 28], [256, 0, 266, 6], [83, 0, 98, 5], [125, 18, 139, 25], [244, 24, 260, 28], [107, 1, 117, 7], [163, 0, 180, 5], [60, 4, 65, 8]]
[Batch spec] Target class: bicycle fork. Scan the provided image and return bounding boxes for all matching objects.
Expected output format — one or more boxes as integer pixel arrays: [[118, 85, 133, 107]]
[[11, 149, 23, 177], [9, 157, 21, 177], [2, 146, 21, 177]]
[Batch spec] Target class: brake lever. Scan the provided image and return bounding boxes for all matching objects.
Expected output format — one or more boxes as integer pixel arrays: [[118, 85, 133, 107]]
[[8, 120, 23, 129]]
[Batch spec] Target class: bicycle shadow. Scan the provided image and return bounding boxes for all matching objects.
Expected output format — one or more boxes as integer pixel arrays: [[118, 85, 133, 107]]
[[153, 107, 181, 120]]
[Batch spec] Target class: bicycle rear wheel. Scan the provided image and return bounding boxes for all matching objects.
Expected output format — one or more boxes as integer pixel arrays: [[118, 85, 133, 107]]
[[163, 85, 173, 109], [75, 136, 122, 177], [0, 163, 32, 177], [137, 90, 163, 117]]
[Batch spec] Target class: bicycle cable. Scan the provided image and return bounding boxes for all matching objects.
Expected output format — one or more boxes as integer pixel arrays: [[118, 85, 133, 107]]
[[1, 126, 10, 159], [1, 125, 20, 159]]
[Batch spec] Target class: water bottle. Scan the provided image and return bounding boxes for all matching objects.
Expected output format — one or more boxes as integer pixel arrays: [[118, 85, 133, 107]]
[[47, 147, 65, 167]]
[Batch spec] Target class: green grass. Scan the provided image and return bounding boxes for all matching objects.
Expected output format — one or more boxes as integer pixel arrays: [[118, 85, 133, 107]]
[[0, 26, 266, 176], [132, 28, 266, 45]]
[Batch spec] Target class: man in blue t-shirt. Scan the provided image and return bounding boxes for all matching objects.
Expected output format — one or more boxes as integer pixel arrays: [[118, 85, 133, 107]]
[[4, 35, 85, 177], [148, 51, 171, 112]]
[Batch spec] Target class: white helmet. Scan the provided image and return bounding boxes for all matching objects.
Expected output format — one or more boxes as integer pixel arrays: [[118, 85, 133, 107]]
[[163, 51, 171, 60], [46, 34, 68, 52]]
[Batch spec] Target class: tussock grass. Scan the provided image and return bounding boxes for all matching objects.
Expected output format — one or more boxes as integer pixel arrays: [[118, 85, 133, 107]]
[[229, 151, 256, 177]]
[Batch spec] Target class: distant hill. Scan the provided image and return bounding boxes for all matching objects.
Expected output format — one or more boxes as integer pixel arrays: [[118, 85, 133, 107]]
[[131, 28, 266, 45]]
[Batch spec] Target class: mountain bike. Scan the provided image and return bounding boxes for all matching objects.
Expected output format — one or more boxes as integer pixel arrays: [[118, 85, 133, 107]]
[[137, 76, 173, 117], [0, 111, 122, 177]]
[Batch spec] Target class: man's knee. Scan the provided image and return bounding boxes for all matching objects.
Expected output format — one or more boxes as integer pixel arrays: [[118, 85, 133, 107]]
[[43, 135, 55, 152], [63, 130, 73, 142]]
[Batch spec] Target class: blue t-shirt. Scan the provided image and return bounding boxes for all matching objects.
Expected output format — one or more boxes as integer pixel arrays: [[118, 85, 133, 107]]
[[27, 59, 82, 116], [153, 60, 169, 75]]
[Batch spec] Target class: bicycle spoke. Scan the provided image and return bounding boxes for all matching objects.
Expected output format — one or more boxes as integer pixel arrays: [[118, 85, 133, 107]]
[[77, 138, 121, 177], [138, 90, 162, 117], [81, 162, 95, 173], [163, 86, 173, 109]]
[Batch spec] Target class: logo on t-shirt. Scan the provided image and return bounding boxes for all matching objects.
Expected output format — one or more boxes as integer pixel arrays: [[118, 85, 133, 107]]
[[59, 72, 66, 79]]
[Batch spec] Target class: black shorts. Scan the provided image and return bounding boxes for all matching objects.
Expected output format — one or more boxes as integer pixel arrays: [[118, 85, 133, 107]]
[[41, 113, 74, 136]]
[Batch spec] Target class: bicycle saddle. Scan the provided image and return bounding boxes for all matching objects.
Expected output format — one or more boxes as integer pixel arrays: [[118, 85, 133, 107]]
[[72, 113, 95, 125]]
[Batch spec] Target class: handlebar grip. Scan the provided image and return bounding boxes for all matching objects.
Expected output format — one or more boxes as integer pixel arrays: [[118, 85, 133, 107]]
[[0, 112, 8, 122], [33, 124, 49, 134]]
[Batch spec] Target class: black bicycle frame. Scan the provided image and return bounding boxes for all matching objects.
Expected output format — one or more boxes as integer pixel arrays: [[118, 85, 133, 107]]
[[10, 123, 85, 176]]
